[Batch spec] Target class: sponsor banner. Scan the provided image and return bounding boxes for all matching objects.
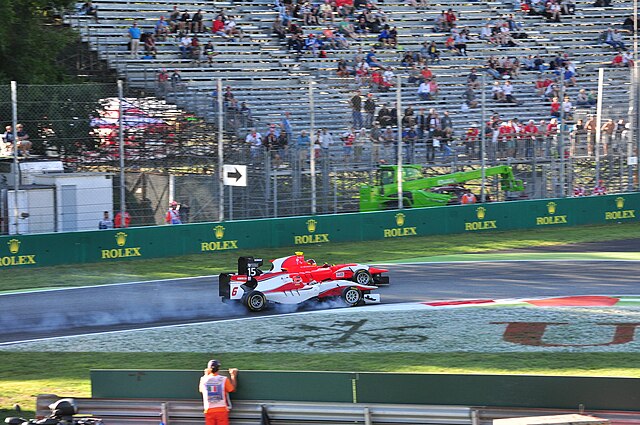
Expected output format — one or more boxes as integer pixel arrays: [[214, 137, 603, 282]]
[[0, 194, 637, 267], [3, 296, 640, 353]]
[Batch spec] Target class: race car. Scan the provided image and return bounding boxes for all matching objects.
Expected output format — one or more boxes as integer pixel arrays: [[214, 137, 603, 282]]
[[218, 252, 389, 312]]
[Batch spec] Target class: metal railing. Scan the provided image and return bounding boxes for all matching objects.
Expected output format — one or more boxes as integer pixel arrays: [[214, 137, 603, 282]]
[[36, 395, 640, 425]]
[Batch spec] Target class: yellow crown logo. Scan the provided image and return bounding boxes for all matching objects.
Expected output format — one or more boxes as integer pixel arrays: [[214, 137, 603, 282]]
[[547, 202, 557, 215], [214, 225, 225, 240], [306, 219, 317, 233], [616, 197, 625, 209], [8, 239, 20, 254], [476, 207, 486, 220], [395, 213, 405, 227], [115, 232, 128, 247]]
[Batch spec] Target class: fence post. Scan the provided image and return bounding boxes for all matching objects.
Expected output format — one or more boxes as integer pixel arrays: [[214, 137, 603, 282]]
[[118, 79, 126, 224], [11, 82, 19, 235]]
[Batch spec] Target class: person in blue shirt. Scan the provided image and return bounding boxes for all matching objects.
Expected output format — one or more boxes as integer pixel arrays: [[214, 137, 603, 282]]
[[128, 21, 141, 57]]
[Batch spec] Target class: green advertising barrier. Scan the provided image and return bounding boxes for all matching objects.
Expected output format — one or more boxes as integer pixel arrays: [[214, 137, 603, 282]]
[[91, 370, 640, 411], [91, 370, 356, 403], [1, 193, 638, 268]]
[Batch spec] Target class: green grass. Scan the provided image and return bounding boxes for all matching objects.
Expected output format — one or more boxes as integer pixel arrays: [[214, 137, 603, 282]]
[[2, 223, 640, 419], [3, 352, 640, 420], [2, 222, 640, 292]]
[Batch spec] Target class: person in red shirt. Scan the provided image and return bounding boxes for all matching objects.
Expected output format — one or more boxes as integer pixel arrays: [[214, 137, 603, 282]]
[[611, 52, 624, 67], [199, 360, 238, 425], [464, 123, 479, 156], [523, 119, 539, 158], [550, 97, 561, 117], [460, 190, 477, 204], [114, 211, 131, 228], [498, 122, 513, 159], [593, 180, 607, 195]]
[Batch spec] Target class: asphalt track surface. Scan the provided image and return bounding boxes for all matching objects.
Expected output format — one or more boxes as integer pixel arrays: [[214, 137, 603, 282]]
[[2, 252, 640, 344]]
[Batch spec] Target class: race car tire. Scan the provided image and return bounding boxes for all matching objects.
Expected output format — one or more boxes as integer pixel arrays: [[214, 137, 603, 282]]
[[341, 287, 363, 307], [352, 270, 372, 286], [244, 290, 267, 312]]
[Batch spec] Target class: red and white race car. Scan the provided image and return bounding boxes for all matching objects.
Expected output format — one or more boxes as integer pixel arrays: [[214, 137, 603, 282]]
[[218, 252, 389, 312]]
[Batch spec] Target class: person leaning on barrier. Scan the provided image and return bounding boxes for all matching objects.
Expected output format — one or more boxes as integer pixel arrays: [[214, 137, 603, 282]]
[[199, 360, 238, 425]]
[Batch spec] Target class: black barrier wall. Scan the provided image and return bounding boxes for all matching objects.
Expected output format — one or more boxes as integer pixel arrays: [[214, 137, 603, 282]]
[[91, 370, 640, 411]]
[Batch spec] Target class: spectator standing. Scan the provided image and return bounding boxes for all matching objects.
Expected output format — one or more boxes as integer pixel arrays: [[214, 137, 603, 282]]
[[585, 114, 596, 155], [364, 94, 376, 128], [601, 119, 615, 155], [350, 90, 363, 129], [166, 201, 182, 224], [14, 124, 32, 156], [245, 129, 263, 161], [281, 111, 293, 143], [98, 211, 114, 230], [199, 360, 238, 425], [114, 210, 131, 228], [128, 21, 142, 57], [592, 180, 607, 195]]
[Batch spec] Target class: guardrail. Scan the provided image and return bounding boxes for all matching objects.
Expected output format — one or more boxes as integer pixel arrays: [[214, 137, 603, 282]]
[[36, 395, 474, 425], [36, 395, 640, 425]]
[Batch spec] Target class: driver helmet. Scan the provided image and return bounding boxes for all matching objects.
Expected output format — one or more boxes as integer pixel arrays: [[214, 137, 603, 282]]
[[307, 259, 316, 265]]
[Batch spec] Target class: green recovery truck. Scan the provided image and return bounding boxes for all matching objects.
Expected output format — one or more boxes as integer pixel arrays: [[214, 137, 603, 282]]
[[359, 164, 525, 211]]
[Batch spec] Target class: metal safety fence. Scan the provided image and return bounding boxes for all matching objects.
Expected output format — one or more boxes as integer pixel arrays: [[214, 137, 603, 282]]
[[1, 66, 639, 233]]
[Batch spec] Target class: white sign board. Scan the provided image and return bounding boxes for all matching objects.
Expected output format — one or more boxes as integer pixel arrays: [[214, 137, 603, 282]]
[[223, 165, 247, 187], [628, 156, 638, 166]]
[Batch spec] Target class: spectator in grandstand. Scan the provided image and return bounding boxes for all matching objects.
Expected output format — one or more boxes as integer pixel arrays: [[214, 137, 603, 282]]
[[622, 51, 635, 67], [203, 41, 218, 66], [433, 12, 447, 33], [128, 21, 141, 58], [560, 0, 575, 15], [417, 80, 432, 100], [320, 0, 334, 23], [546, 0, 562, 22], [550, 96, 561, 118], [454, 30, 470, 56], [408, 0, 429, 9], [168, 5, 180, 33], [157, 68, 169, 95], [575, 88, 589, 106], [179, 34, 192, 59], [562, 96, 573, 120], [570, 118, 585, 155], [463, 85, 478, 109], [601, 119, 615, 155], [365, 47, 383, 68], [585, 114, 596, 155], [246, 128, 263, 161], [192, 9, 204, 34], [364, 94, 377, 128], [350, 90, 364, 129], [225, 16, 243, 41], [213, 15, 227, 37], [592, 180, 607, 195], [382, 67, 396, 87], [272, 16, 286, 39], [178, 9, 190, 33], [523, 119, 539, 158], [166, 202, 182, 225], [11, 124, 31, 157], [605, 29, 626, 50], [79, 2, 99, 22], [304, 34, 320, 55], [337, 17, 359, 39], [155, 16, 169, 41], [444, 8, 457, 31], [492, 81, 505, 101], [114, 210, 131, 228], [143, 33, 158, 58], [622, 15, 636, 32], [288, 33, 304, 54], [281, 111, 293, 143], [98, 211, 114, 230], [264, 125, 279, 159], [377, 104, 392, 127]]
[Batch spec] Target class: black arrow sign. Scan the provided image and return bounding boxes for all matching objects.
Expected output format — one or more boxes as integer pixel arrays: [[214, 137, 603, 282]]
[[227, 168, 243, 182]]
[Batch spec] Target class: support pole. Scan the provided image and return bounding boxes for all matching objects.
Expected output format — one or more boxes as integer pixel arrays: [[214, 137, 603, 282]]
[[11, 82, 19, 235], [309, 78, 316, 215], [118, 80, 126, 224], [396, 76, 403, 210], [559, 74, 565, 197], [595, 68, 604, 183], [480, 73, 486, 203], [217, 78, 224, 222]]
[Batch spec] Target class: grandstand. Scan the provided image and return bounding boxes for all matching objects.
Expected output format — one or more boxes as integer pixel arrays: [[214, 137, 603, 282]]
[[67, 0, 634, 134], [62, 0, 637, 220]]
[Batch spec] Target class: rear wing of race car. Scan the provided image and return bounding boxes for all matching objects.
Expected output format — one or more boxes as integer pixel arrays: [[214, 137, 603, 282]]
[[218, 256, 264, 298]]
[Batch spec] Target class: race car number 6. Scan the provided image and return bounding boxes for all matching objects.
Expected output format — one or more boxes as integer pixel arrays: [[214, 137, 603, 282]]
[[232, 287, 238, 296]]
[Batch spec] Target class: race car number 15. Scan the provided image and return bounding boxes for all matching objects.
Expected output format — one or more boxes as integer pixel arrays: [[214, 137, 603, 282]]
[[247, 267, 259, 277]]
